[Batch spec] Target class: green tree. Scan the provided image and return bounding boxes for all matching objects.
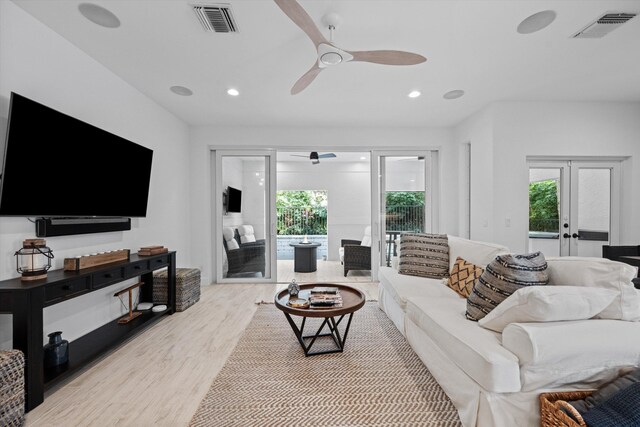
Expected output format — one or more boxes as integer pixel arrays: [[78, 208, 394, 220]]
[[385, 192, 425, 232], [276, 191, 327, 235], [529, 180, 559, 232]]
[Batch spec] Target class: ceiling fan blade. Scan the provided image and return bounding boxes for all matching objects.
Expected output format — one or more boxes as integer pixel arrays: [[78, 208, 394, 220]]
[[291, 63, 323, 95], [349, 50, 426, 66], [318, 153, 336, 158], [273, 0, 328, 48], [290, 154, 309, 157]]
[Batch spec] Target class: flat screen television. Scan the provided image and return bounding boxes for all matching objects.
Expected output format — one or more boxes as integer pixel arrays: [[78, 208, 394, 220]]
[[226, 186, 242, 213], [0, 92, 153, 217]]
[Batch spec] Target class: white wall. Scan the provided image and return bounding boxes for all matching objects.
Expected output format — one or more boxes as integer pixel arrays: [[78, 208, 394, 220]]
[[455, 101, 640, 253], [0, 2, 191, 347], [278, 161, 370, 261], [190, 126, 457, 284]]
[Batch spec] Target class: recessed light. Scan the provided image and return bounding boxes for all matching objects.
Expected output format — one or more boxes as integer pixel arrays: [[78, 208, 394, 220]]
[[78, 3, 121, 28], [227, 88, 239, 96], [170, 86, 193, 96], [408, 90, 421, 98], [443, 90, 464, 100], [517, 10, 556, 34], [360, 156, 366, 160], [255, 172, 260, 176]]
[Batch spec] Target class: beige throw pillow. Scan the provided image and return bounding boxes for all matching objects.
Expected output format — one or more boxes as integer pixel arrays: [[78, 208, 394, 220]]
[[447, 257, 484, 298]]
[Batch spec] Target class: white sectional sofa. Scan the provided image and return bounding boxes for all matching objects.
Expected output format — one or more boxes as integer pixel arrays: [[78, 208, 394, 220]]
[[378, 235, 640, 427]]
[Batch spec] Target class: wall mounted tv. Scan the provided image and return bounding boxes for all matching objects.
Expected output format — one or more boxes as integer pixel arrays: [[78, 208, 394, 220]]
[[0, 92, 153, 217], [226, 186, 242, 213]]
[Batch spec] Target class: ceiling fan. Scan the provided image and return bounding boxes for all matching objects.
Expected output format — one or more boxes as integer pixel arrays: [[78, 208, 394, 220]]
[[291, 151, 337, 164], [273, 0, 427, 94]]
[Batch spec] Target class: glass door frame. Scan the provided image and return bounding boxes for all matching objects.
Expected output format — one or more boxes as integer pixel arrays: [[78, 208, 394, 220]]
[[371, 150, 436, 281], [212, 149, 277, 283], [526, 159, 620, 256]]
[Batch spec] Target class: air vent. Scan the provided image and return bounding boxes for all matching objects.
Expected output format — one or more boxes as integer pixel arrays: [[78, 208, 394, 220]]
[[572, 12, 636, 38], [192, 4, 238, 33]]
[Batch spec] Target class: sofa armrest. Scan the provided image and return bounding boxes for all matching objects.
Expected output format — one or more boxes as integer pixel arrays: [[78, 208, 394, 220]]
[[341, 239, 361, 247]]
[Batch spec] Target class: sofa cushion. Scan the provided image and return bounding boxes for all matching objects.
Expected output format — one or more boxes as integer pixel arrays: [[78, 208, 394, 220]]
[[238, 225, 257, 243], [447, 235, 509, 271], [478, 286, 618, 332], [223, 227, 239, 250], [502, 320, 640, 391], [399, 233, 449, 279], [466, 252, 549, 321], [546, 257, 640, 321], [360, 226, 372, 247], [447, 257, 484, 298], [406, 296, 521, 392], [378, 266, 457, 311]]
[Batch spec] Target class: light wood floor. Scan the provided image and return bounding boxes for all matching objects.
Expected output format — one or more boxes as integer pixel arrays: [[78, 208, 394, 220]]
[[25, 282, 379, 426]]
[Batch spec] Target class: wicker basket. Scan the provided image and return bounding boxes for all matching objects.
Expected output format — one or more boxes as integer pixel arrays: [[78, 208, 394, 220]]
[[153, 268, 201, 312], [539, 390, 593, 427], [0, 349, 25, 427]]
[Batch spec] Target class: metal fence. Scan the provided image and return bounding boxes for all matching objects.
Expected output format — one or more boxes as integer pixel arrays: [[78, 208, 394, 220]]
[[276, 205, 424, 236], [385, 205, 424, 232], [277, 207, 327, 235]]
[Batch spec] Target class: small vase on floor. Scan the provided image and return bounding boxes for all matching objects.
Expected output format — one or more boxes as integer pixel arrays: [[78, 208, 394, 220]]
[[44, 331, 69, 368]]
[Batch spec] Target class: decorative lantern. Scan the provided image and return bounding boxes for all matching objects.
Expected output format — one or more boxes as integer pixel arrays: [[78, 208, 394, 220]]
[[14, 238, 54, 281]]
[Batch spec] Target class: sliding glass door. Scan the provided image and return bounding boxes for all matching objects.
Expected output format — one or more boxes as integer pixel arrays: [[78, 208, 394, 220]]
[[213, 150, 277, 283], [371, 151, 434, 278]]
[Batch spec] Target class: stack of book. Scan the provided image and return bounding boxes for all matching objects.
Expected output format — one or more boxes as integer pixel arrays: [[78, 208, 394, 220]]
[[138, 245, 169, 256], [309, 286, 343, 308]]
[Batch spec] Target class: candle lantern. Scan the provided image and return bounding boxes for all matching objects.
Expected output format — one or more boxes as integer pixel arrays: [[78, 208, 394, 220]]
[[14, 238, 54, 281]]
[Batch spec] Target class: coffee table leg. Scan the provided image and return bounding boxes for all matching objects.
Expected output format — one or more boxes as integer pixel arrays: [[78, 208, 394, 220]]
[[283, 312, 357, 356]]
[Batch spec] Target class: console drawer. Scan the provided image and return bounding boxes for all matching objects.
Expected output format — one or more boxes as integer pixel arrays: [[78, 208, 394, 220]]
[[92, 267, 124, 289], [149, 255, 169, 269], [46, 277, 91, 304], [124, 260, 150, 278]]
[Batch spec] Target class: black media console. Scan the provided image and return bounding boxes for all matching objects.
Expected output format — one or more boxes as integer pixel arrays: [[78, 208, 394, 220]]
[[0, 251, 176, 412]]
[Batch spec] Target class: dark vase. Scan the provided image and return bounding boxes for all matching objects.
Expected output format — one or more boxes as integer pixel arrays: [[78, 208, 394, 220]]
[[44, 331, 69, 368]]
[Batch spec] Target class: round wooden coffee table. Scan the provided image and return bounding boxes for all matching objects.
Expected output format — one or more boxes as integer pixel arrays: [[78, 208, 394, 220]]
[[274, 283, 366, 356]]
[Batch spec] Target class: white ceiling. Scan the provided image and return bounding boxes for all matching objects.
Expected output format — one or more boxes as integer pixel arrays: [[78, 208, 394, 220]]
[[13, 0, 640, 128]]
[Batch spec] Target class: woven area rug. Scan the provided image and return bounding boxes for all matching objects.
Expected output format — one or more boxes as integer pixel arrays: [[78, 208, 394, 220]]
[[190, 302, 462, 426]]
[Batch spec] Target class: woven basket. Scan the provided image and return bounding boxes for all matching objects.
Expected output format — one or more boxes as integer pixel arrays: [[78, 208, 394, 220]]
[[539, 391, 593, 427], [153, 268, 201, 312], [0, 349, 25, 427]]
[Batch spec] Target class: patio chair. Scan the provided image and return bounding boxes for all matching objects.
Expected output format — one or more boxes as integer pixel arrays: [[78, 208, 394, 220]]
[[223, 227, 265, 278], [340, 226, 372, 276]]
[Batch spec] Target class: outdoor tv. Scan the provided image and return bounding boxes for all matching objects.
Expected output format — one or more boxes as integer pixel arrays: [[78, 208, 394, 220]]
[[226, 186, 242, 213], [0, 92, 153, 217]]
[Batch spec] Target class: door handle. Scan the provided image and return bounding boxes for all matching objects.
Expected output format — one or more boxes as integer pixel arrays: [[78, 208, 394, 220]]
[[563, 233, 571, 238], [572, 233, 580, 238]]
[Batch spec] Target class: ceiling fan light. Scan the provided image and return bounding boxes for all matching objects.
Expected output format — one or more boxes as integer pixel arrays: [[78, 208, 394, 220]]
[[517, 10, 556, 34], [408, 90, 421, 98], [311, 159, 320, 165], [320, 52, 343, 66]]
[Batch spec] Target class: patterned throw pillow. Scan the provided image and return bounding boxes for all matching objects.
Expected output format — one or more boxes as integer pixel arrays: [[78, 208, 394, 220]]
[[399, 233, 449, 279], [465, 251, 549, 321], [447, 257, 484, 298]]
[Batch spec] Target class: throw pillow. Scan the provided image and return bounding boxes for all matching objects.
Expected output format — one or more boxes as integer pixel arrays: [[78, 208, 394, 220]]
[[478, 286, 619, 332], [465, 251, 549, 321], [447, 257, 484, 298], [398, 233, 449, 279]]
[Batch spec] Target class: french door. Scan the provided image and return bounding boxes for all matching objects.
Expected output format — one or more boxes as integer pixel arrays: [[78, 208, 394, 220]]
[[213, 150, 277, 283], [527, 160, 620, 257], [371, 151, 434, 278]]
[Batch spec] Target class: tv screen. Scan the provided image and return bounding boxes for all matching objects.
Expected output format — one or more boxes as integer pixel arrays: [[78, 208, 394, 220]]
[[226, 186, 241, 213], [0, 92, 153, 217]]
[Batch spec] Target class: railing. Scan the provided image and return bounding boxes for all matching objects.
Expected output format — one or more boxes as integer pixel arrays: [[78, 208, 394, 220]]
[[385, 205, 424, 232], [529, 218, 559, 233], [277, 207, 327, 235]]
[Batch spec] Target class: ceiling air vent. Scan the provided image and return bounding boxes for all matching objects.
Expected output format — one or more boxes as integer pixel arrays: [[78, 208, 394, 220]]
[[192, 4, 238, 33], [572, 12, 636, 38]]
